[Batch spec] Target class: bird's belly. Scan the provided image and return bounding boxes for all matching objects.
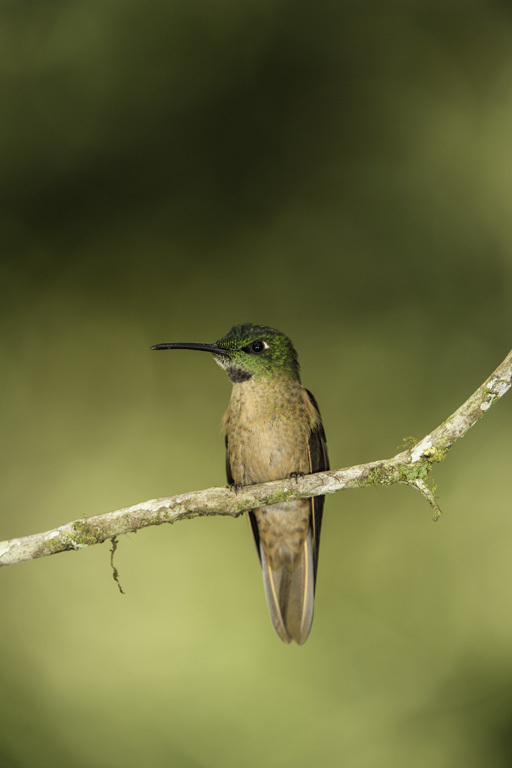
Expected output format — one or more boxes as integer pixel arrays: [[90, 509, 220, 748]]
[[228, 419, 310, 486], [228, 419, 312, 571]]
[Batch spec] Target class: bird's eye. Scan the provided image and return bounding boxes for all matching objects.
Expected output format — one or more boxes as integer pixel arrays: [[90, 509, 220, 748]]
[[244, 340, 266, 354]]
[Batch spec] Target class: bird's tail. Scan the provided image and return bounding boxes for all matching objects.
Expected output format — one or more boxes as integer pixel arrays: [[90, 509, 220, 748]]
[[260, 529, 315, 645]]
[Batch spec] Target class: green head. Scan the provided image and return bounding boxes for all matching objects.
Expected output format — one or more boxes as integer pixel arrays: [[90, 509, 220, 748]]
[[152, 323, 301, 383]]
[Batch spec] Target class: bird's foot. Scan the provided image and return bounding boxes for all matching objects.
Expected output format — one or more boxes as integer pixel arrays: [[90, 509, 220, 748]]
[[229, 482, 244, 494], [289, 471, 305, 484]]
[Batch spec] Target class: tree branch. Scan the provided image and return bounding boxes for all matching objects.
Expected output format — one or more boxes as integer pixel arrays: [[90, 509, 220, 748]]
[[1, 350, 511, 569]]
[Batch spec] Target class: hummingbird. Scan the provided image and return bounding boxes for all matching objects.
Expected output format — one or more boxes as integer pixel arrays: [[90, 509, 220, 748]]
[[151, 323, 329, 644]]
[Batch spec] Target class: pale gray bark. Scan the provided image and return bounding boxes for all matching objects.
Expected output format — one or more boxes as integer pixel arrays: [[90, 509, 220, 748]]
[[1, 349, 511, 569]]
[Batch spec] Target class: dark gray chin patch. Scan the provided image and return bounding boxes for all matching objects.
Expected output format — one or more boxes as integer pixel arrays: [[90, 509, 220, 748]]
[[227, 366, 253, 383]]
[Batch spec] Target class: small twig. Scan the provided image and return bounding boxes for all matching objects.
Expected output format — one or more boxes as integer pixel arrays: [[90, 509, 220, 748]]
[[407, 479, 442, 521], [0, 349, 510, 569], [109, 537, 125, 594]]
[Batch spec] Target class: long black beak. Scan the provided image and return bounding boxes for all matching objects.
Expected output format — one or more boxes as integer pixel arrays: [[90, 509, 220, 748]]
[[151, 341, 230, 356]]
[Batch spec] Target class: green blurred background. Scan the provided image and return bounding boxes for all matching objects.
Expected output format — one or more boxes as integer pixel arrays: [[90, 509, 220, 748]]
[[1, 1, 512, 766]]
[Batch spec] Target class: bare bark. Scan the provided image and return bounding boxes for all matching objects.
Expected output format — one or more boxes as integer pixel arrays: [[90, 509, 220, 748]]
[[1, 349, 511, 569]]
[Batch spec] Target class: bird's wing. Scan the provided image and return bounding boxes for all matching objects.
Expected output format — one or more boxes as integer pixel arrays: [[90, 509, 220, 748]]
[[226, 435, 262, 562], [225, 435, 234, 486], [305, 388, 329, 581]]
